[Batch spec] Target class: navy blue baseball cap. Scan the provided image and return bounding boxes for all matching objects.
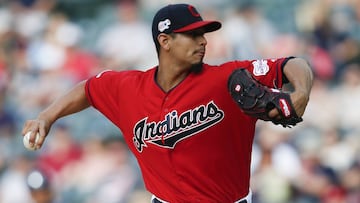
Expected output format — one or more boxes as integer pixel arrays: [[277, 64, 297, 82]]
[[152, 4, 222, 42]]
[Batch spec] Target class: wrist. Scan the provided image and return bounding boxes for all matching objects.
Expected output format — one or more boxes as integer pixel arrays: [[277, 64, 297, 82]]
[[37, 111, 56, 127], [295, 88, 310, 101]]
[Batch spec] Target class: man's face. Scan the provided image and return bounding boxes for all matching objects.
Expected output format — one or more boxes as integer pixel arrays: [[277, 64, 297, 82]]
[[169, 28, 207, 66]]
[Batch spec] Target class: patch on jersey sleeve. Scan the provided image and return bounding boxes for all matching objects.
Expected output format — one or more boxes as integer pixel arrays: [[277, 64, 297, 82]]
[[95, 69, 112, 78], [252, 60, 269, 76]]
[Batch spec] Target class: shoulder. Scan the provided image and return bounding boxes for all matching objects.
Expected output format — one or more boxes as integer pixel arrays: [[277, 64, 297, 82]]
[[93, 68, 155, 80], [86, 67, 156, 96], [87, 67, 156, 88], [203, 61, 248, 74]]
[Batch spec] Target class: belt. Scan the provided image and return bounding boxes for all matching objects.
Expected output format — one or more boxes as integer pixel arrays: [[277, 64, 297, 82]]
[[151, 190, 252, 203]]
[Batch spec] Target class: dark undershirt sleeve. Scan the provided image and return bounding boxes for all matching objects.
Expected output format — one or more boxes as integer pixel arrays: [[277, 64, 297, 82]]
[[281, 56, 296, 84]]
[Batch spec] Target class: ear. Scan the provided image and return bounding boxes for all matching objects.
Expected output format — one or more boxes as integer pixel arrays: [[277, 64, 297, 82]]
[[158, 33, 171, 51]]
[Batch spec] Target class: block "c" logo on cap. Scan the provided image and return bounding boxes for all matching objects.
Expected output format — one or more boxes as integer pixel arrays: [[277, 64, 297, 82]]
[[188, 5, 200, 17]]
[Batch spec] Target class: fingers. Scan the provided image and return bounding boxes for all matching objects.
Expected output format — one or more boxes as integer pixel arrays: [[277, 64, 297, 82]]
[[268, 108, 281, 120], [22, 119, 48, 149], [36, 122, 47, 149], [22, 120, 34, 136]]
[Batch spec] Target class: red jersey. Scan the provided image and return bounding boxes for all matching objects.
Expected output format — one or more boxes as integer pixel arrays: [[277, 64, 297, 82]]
[[85, 58, 289, 202]]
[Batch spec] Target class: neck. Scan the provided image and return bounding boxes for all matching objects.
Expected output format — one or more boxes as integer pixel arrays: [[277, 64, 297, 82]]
[[156, 64, 190, 92], [156, 61, 203, 92]]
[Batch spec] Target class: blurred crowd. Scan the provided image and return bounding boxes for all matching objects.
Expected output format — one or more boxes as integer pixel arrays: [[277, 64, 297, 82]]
[[0, 0, 359, 203]]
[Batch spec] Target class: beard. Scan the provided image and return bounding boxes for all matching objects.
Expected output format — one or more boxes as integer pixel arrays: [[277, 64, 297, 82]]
[[190, 62, 204, 74]]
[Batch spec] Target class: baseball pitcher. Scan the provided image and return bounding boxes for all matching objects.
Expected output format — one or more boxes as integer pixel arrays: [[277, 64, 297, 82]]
[[22, 4, 313, 203]]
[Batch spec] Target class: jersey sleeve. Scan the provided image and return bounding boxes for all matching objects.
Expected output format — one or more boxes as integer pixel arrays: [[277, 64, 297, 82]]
[[85, 70, 123, 123], [233, 57, 293, 89]]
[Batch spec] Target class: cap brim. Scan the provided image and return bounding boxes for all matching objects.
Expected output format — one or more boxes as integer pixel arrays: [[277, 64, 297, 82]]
[[173, 21, 222, 33]]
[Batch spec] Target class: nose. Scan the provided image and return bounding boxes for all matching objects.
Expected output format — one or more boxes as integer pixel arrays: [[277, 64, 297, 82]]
[[198, 35, 207, 46]]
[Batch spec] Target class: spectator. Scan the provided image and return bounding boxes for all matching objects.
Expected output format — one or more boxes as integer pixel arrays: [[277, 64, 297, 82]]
[[222, 1, 277, 59], [96, 0, 156, 71], [26, 168, 62, 203]]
